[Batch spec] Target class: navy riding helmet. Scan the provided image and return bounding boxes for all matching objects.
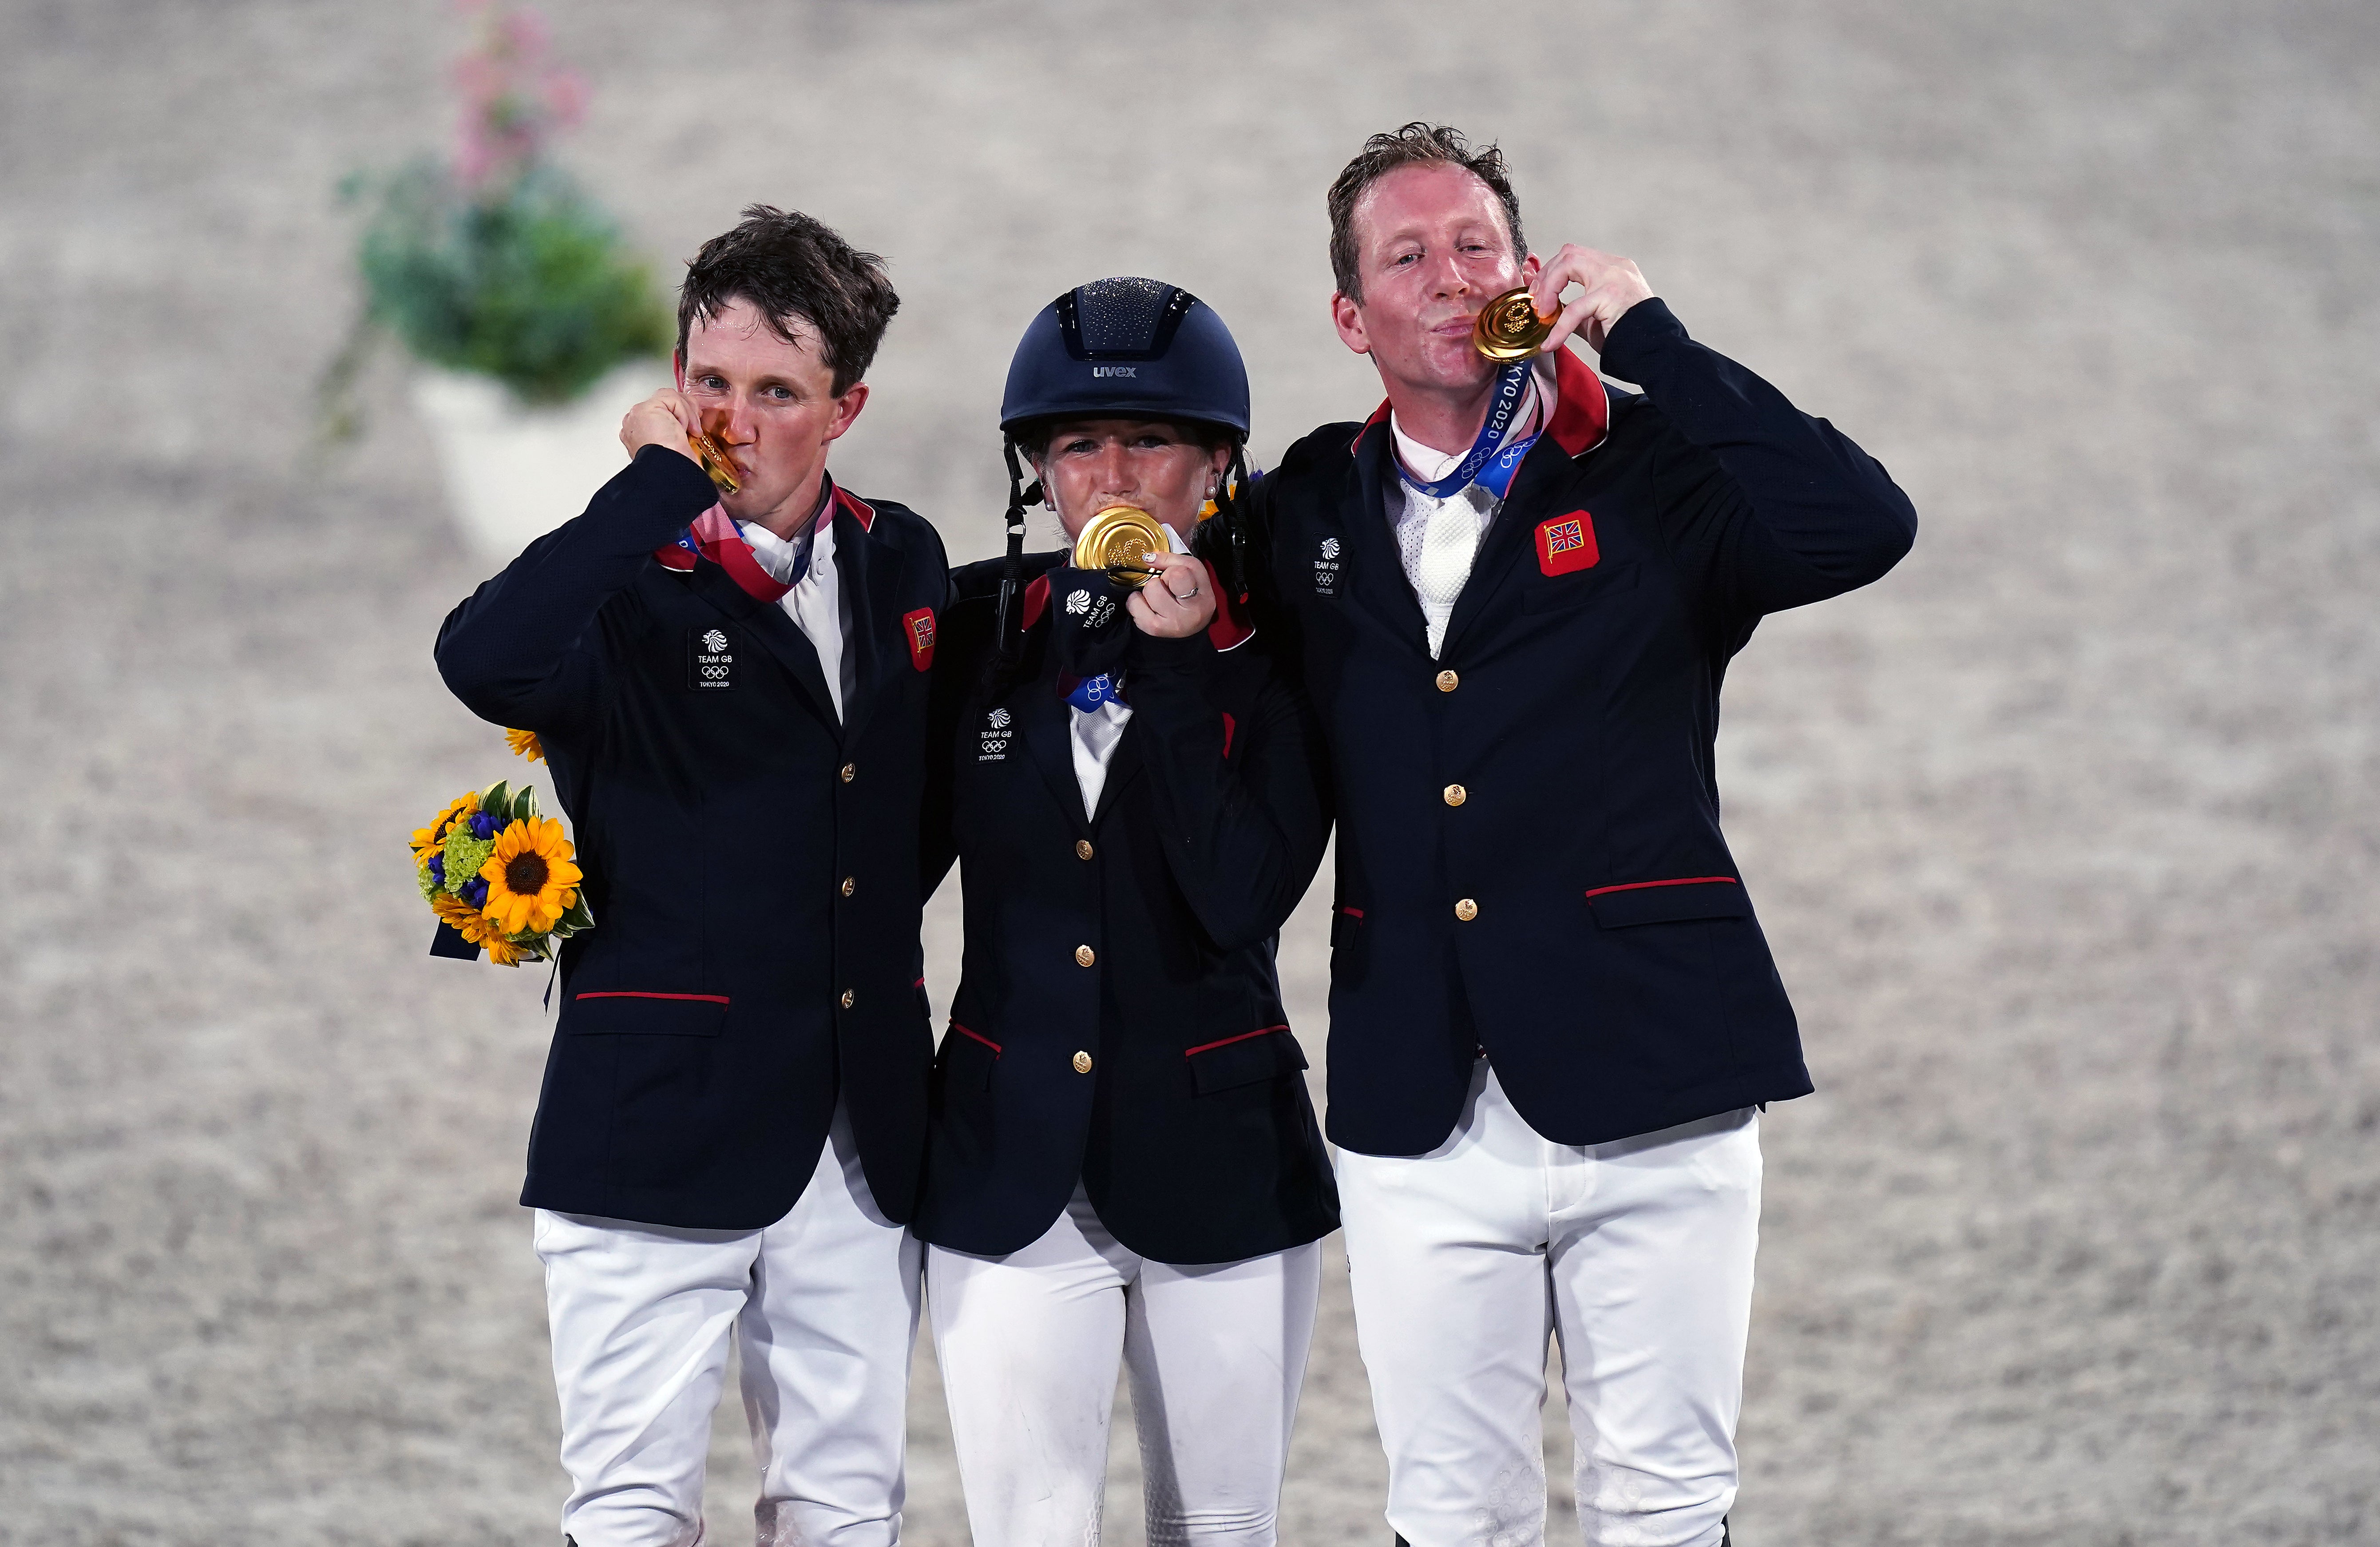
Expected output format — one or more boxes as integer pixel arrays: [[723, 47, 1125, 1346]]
[[988, 278, 1258, 674], [1000, 276, 1250, 440]]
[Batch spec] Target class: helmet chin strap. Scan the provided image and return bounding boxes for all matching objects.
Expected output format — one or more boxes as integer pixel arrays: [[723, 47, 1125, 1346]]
[[1192, 439, 1254, 613], [993, 436, 1043, 677]]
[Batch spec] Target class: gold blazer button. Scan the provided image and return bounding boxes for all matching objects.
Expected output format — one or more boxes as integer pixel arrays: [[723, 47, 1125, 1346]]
[[1454, 898, 1479, 922]]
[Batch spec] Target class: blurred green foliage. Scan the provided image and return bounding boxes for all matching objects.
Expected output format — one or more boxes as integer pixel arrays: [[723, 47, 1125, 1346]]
[[347, 161, 670, 406]]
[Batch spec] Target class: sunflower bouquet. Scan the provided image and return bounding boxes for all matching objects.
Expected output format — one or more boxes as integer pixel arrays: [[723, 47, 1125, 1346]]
[[411, 759, 590, 966]]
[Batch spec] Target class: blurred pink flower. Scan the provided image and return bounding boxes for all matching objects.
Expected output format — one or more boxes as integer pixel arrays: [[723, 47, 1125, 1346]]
[[448, 2, 582, 194]]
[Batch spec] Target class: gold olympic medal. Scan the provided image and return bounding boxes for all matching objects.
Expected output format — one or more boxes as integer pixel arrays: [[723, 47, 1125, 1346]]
[[1473, 287, 1555, 362], [1071, 504, 1166, 589], [688, 428, 741, 495]]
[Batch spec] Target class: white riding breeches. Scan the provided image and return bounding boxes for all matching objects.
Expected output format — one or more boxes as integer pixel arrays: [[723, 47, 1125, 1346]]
[[927, 1187, 1322, 1547], [1337, 1060, 1761, 1547], [535, 1102, 922, 1547]]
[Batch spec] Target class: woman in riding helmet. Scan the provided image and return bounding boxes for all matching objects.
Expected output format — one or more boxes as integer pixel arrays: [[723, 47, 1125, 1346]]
[[916, 277, 1337, 1546]]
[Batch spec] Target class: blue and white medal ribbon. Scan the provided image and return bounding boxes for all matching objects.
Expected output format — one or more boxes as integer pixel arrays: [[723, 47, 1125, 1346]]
[[1398, 359, 1541, 502], [1065, 673, 1122, 713]]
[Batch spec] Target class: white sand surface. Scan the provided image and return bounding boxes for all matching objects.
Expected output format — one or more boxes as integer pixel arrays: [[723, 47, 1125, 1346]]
[[3, 2, 2375, 1542]]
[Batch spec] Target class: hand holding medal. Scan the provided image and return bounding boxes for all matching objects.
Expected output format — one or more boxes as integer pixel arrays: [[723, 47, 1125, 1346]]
[[1511, 245, 1656, 357]]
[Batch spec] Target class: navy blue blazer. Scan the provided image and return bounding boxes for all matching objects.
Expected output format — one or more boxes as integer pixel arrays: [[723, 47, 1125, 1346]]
[[1256, 298, 1918, 1157], [436, 446, 950, 1229], [914, 555, 1338, 1265]]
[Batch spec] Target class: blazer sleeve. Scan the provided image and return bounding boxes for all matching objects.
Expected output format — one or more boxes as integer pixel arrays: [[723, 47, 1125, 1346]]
[[1124, 629, 1331, 954], [434, 446, 721, 736], [1596, 298, 1918, 626]]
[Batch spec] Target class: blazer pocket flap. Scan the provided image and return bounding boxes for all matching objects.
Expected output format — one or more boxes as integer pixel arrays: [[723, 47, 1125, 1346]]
[[1187, 1026, 1305, 1095], [1586, 879, 1749, 929], [1520, 563, 1636, 615], [565, 991, 729, 1036]]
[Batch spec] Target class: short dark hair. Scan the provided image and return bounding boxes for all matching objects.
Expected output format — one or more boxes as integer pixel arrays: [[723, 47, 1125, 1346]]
[[1327, 123, 1526, 304], [677, 205, 898, 394]]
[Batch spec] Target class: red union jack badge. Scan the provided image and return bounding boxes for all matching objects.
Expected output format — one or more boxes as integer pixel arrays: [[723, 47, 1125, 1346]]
[[903, 607, 936, 671], [1536, 511, 1600, 576]]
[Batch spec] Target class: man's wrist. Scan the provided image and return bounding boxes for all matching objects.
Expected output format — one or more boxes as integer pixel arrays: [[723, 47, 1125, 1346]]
[[1595, 295, 1681, 381]]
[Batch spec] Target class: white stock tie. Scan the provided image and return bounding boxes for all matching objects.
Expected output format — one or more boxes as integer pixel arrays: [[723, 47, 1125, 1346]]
[[1414, 486, 1488, 658]]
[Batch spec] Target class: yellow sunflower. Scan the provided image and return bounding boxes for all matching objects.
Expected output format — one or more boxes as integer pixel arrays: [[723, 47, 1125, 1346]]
[[411, 792, 478, 867], [429, 892, 527, 967], [479, 816, 582, 936], [505, 727, 545, 763]]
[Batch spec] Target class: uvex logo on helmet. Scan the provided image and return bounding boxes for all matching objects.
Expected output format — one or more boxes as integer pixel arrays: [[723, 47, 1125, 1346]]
[[1091, 365, 1137, 379]]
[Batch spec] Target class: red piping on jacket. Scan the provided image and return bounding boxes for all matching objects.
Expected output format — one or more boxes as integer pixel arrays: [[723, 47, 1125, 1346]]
[[1581, 876, 1739, 900], [1338, 905, 1364, 918], [835, 485, 877, 532], [574, 991, 732, 1005], [1184, 1024, 1289, 1058], [950, 1021, 1002, 1054]]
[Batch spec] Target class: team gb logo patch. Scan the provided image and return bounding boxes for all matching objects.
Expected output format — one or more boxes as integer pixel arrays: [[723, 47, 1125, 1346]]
[[1313, 536, 1342, 596], [978, 706, 1015, 762]]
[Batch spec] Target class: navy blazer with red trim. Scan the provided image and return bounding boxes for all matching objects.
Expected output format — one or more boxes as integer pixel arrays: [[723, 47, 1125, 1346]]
[[914, 554, 1339, 1264], [1255, 298, 1918, 1157], [436, 446, 950, 1229]]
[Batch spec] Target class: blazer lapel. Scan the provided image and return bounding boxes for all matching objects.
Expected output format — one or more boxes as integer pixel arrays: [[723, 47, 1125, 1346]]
[[1438, 360, 1611, 659], [685, 562, 837, 726], [1345, 421, 1433, 654], [1016, 657, 1092, 830], [832, 496, 905, 752], [1090, 713, 1144, 827], [1434, 446, 1551, 659]]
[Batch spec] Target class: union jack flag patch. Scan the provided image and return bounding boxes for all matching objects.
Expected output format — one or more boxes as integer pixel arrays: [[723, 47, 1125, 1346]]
[[1536, 511, 1600, 576], [903, 607, 936, 671]]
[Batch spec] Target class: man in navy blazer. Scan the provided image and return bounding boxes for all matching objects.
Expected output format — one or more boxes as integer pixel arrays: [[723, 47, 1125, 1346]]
[[436, 207, 947, 1547], [1256, 126, 1917, 1547]]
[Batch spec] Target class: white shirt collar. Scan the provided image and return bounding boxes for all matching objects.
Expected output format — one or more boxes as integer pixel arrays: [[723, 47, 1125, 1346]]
[[733, 480, 837, 585], [1389, 356, 1560, 489]]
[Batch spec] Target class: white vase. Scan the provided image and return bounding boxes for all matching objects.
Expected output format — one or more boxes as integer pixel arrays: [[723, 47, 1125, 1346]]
[[411, 360, 667, 562]]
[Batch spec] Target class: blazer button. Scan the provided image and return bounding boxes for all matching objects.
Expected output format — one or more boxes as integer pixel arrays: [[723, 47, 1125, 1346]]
[[1436, 669, 1459, 692], [1075, 838, 1095, 861], [1444, 783, 1467, 806], [839, 762, 856, 783], [838, 988, 855, 1008], [1072, 1051, 1093, 1074], [1075, 944, 1097, 967], [840, 876, 856, 897], [1453, 898, 1478, 922]]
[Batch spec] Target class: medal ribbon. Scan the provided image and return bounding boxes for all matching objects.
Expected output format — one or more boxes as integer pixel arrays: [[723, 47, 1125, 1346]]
[[653, 483, 838, 603], [1398, 359, 1542, 502], [1064, 673, 1124, 713]]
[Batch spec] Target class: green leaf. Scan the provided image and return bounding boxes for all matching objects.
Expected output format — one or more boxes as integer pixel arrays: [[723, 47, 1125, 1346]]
[[511, 785, 539, 823], [481, 780, 512, 819]]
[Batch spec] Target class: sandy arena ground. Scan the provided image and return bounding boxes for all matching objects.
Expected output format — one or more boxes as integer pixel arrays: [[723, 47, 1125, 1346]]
[[3, 1, 2376, 1542]]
